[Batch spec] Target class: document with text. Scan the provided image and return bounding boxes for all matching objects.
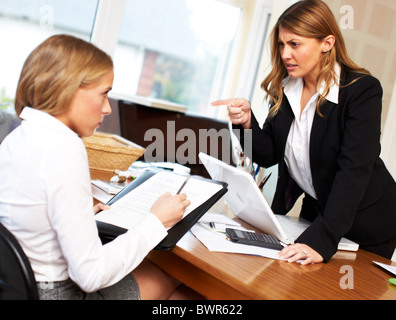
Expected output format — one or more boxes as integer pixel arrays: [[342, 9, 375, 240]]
[[95, 171, 224, 230]]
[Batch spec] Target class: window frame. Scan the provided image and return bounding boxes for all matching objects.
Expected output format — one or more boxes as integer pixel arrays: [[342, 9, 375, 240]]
[[91, 0, 274, 119]]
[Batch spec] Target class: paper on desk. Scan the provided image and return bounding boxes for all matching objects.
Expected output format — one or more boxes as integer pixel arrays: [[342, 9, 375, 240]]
[[198, 212, 241, 227], [95, 171, 223, 230], [92, 180, 123, 195], [91, 182, 115, 204], [191, 213, 281, 260], [373, 261, 396, 276]]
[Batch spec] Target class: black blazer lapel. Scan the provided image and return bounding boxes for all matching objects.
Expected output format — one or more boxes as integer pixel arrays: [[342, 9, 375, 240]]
[[276, 95, 295, 160], [271, 96, 300, 214], [310, 101, 337, 178]]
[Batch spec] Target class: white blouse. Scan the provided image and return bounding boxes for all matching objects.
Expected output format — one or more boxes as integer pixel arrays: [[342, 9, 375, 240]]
[[0, 107, 167, 292], [283, 64, 340, 199]]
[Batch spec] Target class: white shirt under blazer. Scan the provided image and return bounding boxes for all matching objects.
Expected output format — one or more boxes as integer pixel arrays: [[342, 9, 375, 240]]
[[283, 63, 340, 200]]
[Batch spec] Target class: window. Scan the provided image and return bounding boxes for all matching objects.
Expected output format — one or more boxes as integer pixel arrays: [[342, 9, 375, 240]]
[[0, 0, 273, 120], [0, 0, 98, 109], [112, 0, 242, 115]]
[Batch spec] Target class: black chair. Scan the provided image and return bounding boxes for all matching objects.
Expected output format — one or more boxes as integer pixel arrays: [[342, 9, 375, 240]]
[[0, 222, 39, 300]]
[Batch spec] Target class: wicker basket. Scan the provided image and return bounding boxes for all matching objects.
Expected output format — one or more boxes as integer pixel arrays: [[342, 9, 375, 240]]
[[83, 132, 145, 174]]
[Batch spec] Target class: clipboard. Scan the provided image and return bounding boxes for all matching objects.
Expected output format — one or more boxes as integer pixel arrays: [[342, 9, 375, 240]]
[[96, 168, 228, 250]]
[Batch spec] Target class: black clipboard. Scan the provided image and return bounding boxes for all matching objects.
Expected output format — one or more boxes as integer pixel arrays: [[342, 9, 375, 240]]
[[96, 168, 228, 250]]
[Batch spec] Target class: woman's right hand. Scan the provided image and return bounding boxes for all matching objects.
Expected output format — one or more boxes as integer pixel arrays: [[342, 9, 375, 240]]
[[150, 193, 191, 229], [211, 98, 252, 129]]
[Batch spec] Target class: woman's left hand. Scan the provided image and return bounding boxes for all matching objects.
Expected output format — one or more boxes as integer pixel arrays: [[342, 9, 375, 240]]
[[93, 202, 111, 214], [278, 243, 324, 265]]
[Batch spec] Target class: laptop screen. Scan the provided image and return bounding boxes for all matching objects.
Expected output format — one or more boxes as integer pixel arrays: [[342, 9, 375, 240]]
[[199, 152, 290, 243]]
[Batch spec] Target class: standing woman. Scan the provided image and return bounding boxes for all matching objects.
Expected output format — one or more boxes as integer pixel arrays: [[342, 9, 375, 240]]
[[0, 34, 194, 299], [213, 0, 396, 264]]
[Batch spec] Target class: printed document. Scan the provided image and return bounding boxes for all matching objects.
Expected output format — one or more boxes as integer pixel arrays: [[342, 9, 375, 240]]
[[95, 171, 223, 230]]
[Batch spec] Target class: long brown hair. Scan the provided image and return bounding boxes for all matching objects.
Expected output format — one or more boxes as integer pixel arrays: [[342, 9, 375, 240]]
[[261, 0, 370, 118], [15, 34, 113, 117]]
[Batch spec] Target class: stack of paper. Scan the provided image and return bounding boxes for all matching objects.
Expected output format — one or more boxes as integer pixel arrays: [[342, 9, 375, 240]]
[[91, 180, 124, 204]]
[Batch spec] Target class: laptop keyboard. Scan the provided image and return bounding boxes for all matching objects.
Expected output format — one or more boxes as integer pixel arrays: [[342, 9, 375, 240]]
[[276, 215, 308, 240]]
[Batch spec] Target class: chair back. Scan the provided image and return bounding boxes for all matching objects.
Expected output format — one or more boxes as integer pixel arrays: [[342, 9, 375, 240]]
[[0, 223, 39, 300]]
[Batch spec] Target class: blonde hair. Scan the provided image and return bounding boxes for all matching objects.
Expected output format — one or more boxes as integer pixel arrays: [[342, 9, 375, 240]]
[[15, 34, 113, 117], [262, 0, 370, 118]]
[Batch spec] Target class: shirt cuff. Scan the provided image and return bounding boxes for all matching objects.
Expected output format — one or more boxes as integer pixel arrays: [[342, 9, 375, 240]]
[[134, 213, 168, 247]]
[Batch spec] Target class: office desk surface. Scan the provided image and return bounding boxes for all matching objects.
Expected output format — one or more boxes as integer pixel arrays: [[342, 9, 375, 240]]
[[148, 231, 396, 300], [91, 170, 396, 300]]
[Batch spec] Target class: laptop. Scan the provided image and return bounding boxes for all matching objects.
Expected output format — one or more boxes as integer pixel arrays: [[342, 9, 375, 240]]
[[199, 152, 359, 252]]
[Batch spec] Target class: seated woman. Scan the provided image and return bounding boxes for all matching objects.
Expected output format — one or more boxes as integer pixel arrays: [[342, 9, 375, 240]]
[[0, 34, 199, 300]]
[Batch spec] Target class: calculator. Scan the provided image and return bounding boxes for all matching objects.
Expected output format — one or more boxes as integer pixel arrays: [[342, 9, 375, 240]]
[[225, 228, 284, 250]]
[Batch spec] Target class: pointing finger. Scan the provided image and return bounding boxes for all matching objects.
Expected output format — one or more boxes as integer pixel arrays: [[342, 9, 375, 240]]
[[211, 99, 237, 106]]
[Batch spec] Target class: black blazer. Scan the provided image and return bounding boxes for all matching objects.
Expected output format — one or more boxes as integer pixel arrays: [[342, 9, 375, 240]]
[[237, 71, 396, 261]]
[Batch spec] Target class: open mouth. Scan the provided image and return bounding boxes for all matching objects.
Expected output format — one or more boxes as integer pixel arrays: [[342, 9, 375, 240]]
[[285, 63, 298, 73]]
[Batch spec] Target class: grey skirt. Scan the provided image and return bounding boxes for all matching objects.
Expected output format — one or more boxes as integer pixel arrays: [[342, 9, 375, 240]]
[[37, 274, 140, 300]]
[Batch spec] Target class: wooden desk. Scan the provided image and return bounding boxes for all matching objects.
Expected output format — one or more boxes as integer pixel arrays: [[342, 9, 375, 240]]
[[91, 171, 396, 300], [148, 231, 396, 300]]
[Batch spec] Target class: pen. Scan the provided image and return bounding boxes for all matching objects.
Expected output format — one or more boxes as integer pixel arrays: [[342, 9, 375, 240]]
[[258, 172, 272, 190], [235, 147, 245, 166], [209, 222, 254, 233], [254, 165, 260, 180], [176, 176, 190, 194], [199, 223, 229, 240]]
